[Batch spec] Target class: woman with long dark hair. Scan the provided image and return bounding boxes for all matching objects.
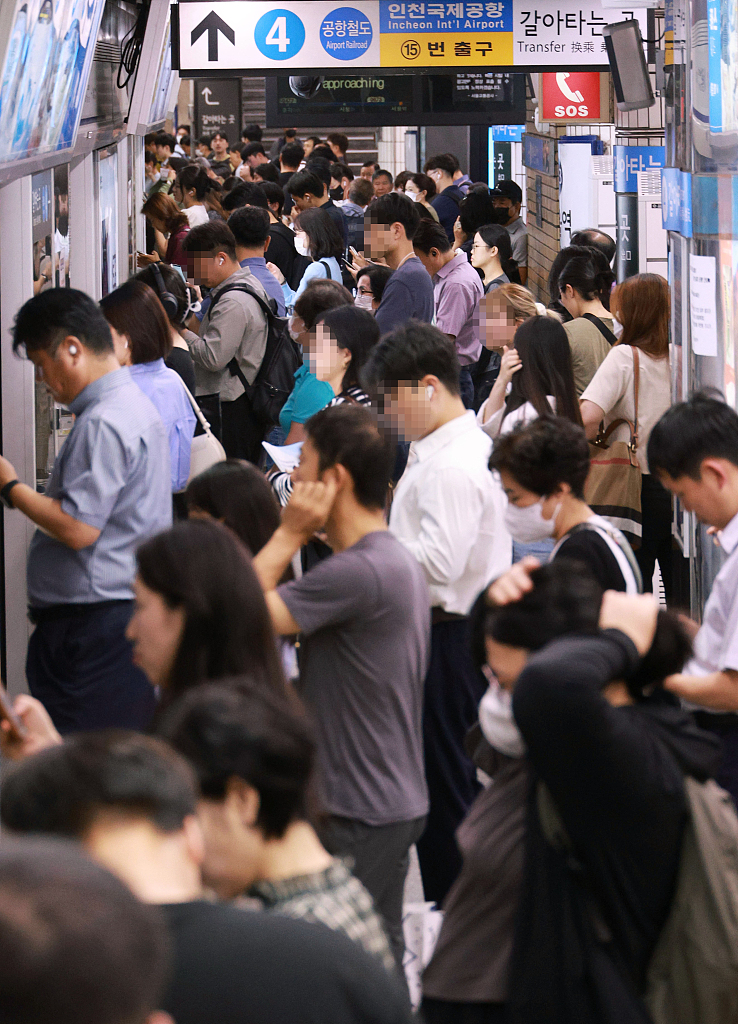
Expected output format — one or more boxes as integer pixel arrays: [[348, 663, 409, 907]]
[[453, 189, 497, 254], [267, 207, 344, 309], [557, 247, 617, 395], [478, 315, 582, 439], [471, 224, 518, 292], [127, 519, 285, 703], [580, 273, 673, 600], [404, 172, 439, 222], [310, 305, 379, 405]]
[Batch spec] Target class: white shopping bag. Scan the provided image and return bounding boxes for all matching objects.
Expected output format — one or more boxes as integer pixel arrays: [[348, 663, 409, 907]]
[[402, 901, 444, 1009]]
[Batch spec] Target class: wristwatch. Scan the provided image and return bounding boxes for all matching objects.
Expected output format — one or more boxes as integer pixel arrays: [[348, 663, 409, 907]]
[[0, 480, 20, 509]]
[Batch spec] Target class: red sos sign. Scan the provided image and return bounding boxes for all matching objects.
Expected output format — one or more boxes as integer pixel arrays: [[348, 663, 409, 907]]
[[540, 72, 603, 121]]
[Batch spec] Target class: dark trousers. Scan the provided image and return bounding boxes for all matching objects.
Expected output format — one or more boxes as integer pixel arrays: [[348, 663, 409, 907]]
[[417, 619, 486, 907], [459, 366, 475, 410], [693, 712, 738, 809], [27, 600, 157, 734], [421, 998, 506, 1024], [221, 392, 264, 464], [636, 473, 673, 603], [319, 813, 426, 969]]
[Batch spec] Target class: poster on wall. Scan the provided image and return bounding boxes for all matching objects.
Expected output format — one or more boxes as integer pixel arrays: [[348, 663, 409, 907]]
[[689, 253, 718, 357], [0, 0, 106, 165], [98, 149, 118, 298]]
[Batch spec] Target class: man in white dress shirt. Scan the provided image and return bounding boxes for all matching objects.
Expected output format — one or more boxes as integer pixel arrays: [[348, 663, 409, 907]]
[[364, 322, 512, 904], [648, 394, 738, 807]]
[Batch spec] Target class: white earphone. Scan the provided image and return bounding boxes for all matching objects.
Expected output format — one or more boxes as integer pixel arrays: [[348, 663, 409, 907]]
[[426, 385, 434, 400], [68, 345, 78, 355]]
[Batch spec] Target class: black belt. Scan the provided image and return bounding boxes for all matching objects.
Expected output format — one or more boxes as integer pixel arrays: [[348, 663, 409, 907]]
[[431, 607, 467, 625], [28, 599, 131, 625]]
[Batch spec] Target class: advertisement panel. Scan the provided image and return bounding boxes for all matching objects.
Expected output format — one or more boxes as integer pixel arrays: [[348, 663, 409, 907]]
[[0, 0, 106, 164]]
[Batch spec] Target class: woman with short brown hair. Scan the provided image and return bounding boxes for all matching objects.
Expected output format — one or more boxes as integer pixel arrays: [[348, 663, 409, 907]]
[[580, 273, 672, 600]]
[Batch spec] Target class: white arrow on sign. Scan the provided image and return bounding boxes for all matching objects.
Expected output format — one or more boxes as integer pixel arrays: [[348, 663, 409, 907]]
[[201, 87, 220, 106]]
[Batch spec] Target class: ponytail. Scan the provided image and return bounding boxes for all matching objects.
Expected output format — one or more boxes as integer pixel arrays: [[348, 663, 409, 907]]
[[557, 247, 615, 309], [477, 223, 517, 280]]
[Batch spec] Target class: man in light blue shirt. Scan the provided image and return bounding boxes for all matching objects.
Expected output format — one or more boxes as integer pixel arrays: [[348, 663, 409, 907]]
[[0, 289, 172, 733], [228, 206, 286, 316]]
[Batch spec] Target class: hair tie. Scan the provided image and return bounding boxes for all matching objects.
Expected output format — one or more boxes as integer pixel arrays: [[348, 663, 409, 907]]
[[535, 302, 546, 315]]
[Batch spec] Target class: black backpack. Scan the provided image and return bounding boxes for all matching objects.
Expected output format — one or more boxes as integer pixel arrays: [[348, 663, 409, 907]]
[[206, 281, 301, 427]]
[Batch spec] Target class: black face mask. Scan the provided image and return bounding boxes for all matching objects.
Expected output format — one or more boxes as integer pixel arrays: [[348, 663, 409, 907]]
[[330, 186, 344, 202], [490, 206, 510, 225]]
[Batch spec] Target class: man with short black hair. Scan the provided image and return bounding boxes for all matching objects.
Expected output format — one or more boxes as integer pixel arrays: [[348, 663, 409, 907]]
[[242, 141, 270, 172], [228, 206, 286, 315], [0, 838, 170, 1024], [221, 180, 269, 212], [155, 131, 176, 168], [183, 221, 269, 463], [413, 219, 483, 408], [3, 289, 171, 732], [327, 132, 349, 162], [372, 169, 393, 198], [242, 123, 263, 143], [0, 731, 414, 1024], [279, 141, 305, 183], [491, 179, 527, 284], [160, 682, 395, 974], [288, 168, 347, 248], [423, 154, 465, 242], [209, 131, 232, 178], [260, 181, 306, 289], [363, 322, 511, 906], [364, 193, 434, 333], [196, 135, 213, 160], [361, 160, 380, 181], [648, 394, 738, 805], [253, 404, 431, 968]]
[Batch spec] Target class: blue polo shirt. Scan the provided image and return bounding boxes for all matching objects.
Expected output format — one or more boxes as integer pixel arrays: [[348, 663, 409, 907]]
[[240, 256, 286, 316], [27, 368, 172, 608]]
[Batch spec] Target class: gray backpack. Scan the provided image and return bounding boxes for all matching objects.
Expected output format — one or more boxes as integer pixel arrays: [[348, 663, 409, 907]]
[[539, 775, 738, 1024], [645, 776, 738, 1024]]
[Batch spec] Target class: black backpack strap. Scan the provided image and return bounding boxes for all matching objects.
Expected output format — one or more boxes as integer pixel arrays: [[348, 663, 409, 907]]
[[205, 281, 277, 393], [564, 521, 643, 592], [581, 313, 618, 346], [318, 259, 334, 280]]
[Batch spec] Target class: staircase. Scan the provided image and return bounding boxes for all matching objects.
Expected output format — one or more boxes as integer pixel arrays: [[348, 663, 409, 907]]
[[241, 77, 379, 176]]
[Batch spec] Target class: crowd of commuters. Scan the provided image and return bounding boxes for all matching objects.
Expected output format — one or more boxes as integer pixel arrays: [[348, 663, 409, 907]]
[[3, 121, 738, 1024]]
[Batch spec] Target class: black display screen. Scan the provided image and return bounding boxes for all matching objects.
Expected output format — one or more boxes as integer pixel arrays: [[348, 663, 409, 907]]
[[265, 73, 526, 127]]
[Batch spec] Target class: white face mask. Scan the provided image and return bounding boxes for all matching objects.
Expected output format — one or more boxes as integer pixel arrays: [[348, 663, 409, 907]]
[[355, 292, 374, 311], [478, 679, 526, 758], [504, 497, 561, 545], [288, 317, 303, 342], [407, 190, 420, 202], [294, 234, 310, 258]]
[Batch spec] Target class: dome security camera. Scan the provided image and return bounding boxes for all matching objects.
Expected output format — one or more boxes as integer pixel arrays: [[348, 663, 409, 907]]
[[288, 76, 323, 99]]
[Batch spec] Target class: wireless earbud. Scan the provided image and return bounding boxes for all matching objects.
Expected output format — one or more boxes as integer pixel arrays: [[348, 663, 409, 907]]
[[68, 345, 78, 355], [426, 385, 434, 400]]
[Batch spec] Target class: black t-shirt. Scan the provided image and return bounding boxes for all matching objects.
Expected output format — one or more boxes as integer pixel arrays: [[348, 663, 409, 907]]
[[268, 222, 309, 291], [160, 900, 412, 1024], [166, 346, 196, 396], [554, 530, 628, 592]]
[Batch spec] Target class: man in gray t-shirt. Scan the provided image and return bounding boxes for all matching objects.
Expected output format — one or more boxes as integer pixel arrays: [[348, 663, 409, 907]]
[[254, 405, 430, 968]]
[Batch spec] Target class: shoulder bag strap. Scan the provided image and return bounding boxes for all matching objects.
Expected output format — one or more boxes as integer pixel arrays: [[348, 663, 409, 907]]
[[581, 312, 618, 346], [179, 379, 216, 440], [318, 259, 334, 280]]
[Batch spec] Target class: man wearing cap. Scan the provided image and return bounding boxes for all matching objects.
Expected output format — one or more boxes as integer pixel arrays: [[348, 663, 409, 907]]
[[491, 179, 528, 285]]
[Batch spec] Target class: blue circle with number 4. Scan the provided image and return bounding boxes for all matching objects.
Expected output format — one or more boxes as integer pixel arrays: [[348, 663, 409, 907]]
[[320, 7, 373, 60], [254, 9, 305, 61]]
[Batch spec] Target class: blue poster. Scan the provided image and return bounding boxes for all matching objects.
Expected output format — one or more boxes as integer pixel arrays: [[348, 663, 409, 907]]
[[0, 0, 106, 165], [613, 146, 665, 193], [661, 167, 692, 238]]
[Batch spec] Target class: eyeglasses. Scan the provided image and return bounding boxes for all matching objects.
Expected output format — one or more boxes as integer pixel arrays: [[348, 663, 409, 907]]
[[471, 243, 489, 251]]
